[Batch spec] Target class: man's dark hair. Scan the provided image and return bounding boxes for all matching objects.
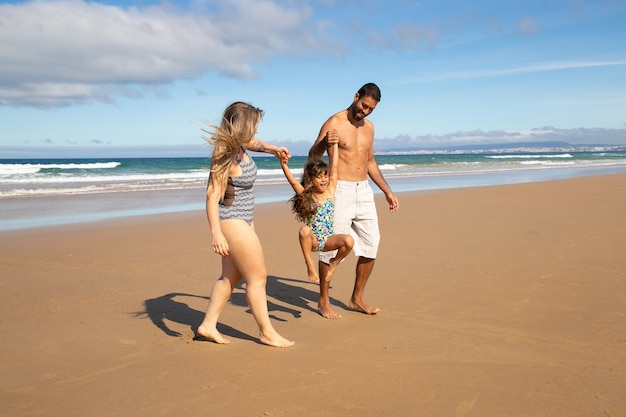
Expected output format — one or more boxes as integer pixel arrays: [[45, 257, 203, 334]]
[[357, 83, 381, 102]]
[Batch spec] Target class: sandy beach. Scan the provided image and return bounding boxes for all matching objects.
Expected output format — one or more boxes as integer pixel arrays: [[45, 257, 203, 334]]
[[1, 173, 625, 417]]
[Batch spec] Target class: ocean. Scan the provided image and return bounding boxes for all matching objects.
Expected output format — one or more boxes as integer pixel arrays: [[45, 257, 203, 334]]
[[2, 149, 626, 231]]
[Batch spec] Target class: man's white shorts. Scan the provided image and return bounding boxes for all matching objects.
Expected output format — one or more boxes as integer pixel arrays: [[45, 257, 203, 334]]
[[319, 180, 380, 264]]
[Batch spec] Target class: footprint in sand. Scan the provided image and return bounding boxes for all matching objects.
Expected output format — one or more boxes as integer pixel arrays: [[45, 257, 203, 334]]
[[455, 393, 479, 417]]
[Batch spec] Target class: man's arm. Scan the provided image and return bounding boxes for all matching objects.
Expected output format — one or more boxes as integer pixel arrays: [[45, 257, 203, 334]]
[[367, 152, 399, 212], [308, 119, 339, 160]]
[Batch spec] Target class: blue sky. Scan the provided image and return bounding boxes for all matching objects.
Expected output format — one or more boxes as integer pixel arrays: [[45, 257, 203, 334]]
[[1, 0, 625, 157]]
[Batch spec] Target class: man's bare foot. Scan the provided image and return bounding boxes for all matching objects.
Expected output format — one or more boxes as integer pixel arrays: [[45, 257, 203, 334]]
[[197, 325, 230, 344], [307, 269, 320, 284], [349, 298, 380, 315], [259, 330, 295, 348], [318, 302, 342, 319]]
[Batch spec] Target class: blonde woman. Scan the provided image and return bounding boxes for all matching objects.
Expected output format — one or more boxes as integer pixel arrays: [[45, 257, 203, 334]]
[[197, 102, 294, 348]]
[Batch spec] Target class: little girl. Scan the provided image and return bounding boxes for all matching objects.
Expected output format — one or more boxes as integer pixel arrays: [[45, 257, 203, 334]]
[[280, 139, 354, 283]]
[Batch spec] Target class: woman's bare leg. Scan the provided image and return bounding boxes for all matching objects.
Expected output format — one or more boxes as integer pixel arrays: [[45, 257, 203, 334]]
[[197, 257, 242, 344], [221, 220, 294, 347]]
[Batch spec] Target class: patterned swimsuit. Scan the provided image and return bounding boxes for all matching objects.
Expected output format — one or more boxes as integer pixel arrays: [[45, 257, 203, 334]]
[[219, 154, 256, 225], [306, 198, 334, 251]]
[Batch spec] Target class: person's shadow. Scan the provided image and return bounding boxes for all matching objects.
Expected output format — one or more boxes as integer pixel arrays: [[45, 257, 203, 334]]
[[137, 275, 348, 343]]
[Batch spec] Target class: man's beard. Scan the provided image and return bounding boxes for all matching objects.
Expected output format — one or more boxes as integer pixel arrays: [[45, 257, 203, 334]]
[[351, 107, 365, 121]]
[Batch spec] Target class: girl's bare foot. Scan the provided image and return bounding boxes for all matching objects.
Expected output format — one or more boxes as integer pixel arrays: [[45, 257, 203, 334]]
[[197, 325, 230, 344], [307, 268, 320, 284], [259, 330, 295, 348], [326, 257, 339, 281], [318, 301, 342, 319], [349, 298, 380, 315]]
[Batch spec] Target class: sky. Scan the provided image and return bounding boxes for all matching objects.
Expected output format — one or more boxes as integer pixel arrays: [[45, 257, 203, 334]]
[[1, 0, 625, 157]]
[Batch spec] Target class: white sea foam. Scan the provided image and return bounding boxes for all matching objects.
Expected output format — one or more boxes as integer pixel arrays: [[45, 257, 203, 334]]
[[486, 154, 573, 159], [519, 160, 575, 166], [0, 161, 121, 176], [0, 170, 208, 185]]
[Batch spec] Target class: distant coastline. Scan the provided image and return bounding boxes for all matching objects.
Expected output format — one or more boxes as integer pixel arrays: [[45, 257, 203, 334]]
[[376, 143, 626, 155], [2, 136, 625, 159]]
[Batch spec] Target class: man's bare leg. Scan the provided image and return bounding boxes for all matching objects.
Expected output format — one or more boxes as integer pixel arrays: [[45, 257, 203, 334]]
[[318, 261, 342, 319], [349, 256, 380, 315]]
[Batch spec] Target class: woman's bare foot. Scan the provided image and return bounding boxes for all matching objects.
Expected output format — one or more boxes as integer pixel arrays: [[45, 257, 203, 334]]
[[318, 301, 342, 319], [259, 330, 295, 348], [349, 298, 380, 315], [197, 325, 230, 344]]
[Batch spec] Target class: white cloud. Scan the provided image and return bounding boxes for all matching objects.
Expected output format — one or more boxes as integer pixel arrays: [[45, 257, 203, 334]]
[[392, 23, 440, 50], [395, 59, 626, 84], [0, 0, 330, 107], [516, 16, 540, 36]]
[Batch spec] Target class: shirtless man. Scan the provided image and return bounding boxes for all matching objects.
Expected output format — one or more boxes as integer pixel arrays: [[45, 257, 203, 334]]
[[308, 83, 399, 319]]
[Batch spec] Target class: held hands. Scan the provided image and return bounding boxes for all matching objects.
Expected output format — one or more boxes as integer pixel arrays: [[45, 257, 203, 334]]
[[278, 146, 293, 168], [274, 146, 291, 162]]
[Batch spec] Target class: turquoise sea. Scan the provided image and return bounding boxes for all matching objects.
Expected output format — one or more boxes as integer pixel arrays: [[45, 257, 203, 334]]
[[1, 148, 626, 231]]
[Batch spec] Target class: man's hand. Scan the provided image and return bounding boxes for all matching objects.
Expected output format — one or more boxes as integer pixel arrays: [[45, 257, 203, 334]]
[[326, 129, 339, 147], [386, 192, 399, 213]]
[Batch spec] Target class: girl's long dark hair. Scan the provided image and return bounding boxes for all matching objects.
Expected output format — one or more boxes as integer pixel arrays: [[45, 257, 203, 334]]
[[289, 158, 328, 222]]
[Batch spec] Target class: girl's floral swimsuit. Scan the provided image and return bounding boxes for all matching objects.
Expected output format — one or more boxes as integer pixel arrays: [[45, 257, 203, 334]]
[[306, 198, 334, 251]]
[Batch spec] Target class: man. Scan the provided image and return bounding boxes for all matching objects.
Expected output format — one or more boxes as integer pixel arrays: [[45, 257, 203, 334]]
[[308, 83, 399, 319]]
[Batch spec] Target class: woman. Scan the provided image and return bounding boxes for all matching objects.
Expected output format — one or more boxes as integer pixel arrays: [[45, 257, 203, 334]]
[[197, 101, 294, 348]]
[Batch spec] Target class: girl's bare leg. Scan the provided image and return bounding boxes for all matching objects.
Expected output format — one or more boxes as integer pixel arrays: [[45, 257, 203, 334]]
[[324, 234, 354, 281], [221, 220, 294, 348], [299, 226, 319, 283]]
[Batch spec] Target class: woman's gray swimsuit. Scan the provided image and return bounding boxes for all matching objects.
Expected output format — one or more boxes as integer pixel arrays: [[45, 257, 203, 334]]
[[219, 154, 256, 225]]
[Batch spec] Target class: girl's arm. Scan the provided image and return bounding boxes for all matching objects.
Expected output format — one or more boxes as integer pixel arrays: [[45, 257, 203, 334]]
[[280, 158, 304, 195], [328, 142, 339, 195], [206, 180, 229, 256], [245, 138, 291, 161]]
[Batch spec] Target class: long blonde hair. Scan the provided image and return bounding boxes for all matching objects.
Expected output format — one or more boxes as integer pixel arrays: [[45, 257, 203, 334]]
[[201, 102, 264, 198]]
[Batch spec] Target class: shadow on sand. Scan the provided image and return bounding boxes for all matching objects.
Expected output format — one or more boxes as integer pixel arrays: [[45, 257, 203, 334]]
[[137, 275, 348, 343]]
